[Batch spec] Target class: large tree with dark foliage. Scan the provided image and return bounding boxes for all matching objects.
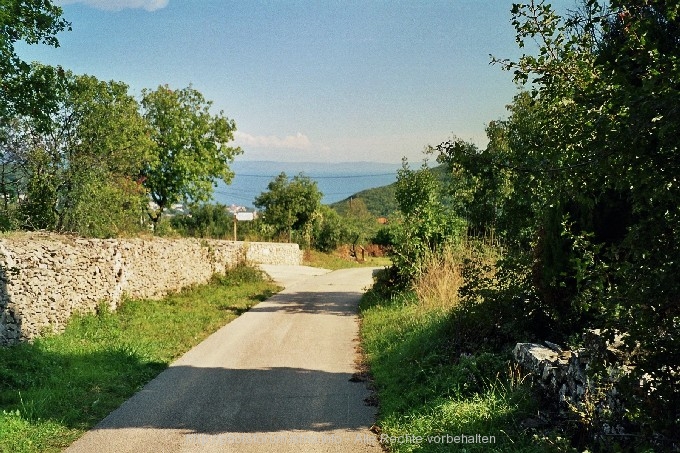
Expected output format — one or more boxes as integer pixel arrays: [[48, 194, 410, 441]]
[[0, 0, 70, 121], [436, 1, 679, 446]]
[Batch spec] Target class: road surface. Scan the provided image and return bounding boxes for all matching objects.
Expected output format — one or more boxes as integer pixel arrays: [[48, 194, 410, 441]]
[[65, 265, 382, 453]]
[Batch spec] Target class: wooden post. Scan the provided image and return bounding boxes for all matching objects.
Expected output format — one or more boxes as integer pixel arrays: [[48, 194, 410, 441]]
[[233, 215, 237, 241]]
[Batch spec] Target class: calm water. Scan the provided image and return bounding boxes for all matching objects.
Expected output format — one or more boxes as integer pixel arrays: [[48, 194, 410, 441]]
[[212, 161, 402, 207]]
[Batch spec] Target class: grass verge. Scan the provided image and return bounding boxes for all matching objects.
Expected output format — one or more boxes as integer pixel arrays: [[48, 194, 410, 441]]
[[303, 249, 391, 270], [359, 290, 539, 452], [0, 264, 280, 453], [359, 245, 573, 453]]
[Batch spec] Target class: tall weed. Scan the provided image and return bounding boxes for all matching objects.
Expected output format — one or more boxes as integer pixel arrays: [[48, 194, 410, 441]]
[[412, 242, 497, 313]]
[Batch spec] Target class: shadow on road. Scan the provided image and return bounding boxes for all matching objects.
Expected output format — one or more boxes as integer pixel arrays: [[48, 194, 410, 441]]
[[247, 290, 364, 317], [93, 365, 373, 435]]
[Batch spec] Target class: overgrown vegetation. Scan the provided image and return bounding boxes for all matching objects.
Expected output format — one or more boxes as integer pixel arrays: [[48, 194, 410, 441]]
[[360, 246, 560, 453], [364, 1, 680, 450], [0, 264, 279, 453]]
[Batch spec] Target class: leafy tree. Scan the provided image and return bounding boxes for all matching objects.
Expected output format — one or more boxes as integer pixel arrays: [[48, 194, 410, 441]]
[[254, 172, 322, 245], [0, 0, 70, 121], [312, 205, 349, 253], [328, 198, 382, 248], [141, 85, 241, 228], [454, 0, 680, 443], [2, 68, 152, 236], [66, 175, 148, 237], [436, 130, 514, 242]]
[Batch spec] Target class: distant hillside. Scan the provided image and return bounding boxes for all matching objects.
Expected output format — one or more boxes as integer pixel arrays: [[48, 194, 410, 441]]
[[330, 164, 450, 217], [331, 183, 398, 217]]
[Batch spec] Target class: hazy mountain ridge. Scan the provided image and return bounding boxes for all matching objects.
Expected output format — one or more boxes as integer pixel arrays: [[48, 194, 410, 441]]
[[213, 161, 404, 207], [230, 160, 403, 175]]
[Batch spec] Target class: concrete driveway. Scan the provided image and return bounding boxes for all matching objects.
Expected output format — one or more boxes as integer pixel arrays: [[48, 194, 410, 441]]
[[66, 265, 382, 452]]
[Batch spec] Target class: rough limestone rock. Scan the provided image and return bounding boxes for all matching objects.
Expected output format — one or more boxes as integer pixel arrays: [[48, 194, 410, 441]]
[[514, 332, 629, 439], [0, 233, 302, 345]]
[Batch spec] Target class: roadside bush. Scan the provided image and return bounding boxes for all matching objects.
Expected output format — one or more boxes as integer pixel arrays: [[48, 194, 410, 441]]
[[311, 206, 350, 252], [214, 262, 268, 286], [360, 265, 543, 452], [412, 244, 470, 313], [170, 203, 233, 239], [64, 175, 147, 238], [153, 218, 180, 238], [389, 160, 466, 283], [371, 225, 395, 247]]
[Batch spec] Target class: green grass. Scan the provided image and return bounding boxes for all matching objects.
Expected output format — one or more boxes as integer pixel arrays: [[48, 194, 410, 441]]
[[303, 249, 391, 270], [0, 265, 280, 453], [359, 288, 568, 453]]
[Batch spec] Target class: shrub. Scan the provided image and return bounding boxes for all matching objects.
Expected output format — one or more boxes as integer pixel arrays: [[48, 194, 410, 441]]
[[389, 160, 466, 282]]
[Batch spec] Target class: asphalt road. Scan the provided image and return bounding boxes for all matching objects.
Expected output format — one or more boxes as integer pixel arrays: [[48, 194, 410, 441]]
[[65, 265, 383, 453]]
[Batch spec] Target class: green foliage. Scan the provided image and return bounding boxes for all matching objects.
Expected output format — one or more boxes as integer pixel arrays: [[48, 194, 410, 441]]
[[389, 160, 465, 283], [505, 4, 679, 442], [371, 225, 395, 247], [1, 68, 152, 236], [0, 0, 70, 121], [170, 203, 234, 239], [395, 160, 439, 216], [311, 205, 349, 252], [213, 262, 274, 289], [141, 85, 241, 227], [64, 175, 147, 238], [316, 199, 382, 252], [421, 1, 680, 445], [254, 172, 322, 246], [2, 28, 243, 239], [436, 130, 513, 241], [168, 203, 269, 242], [359, 286, 544, 452], [357, 2, 680, 447]]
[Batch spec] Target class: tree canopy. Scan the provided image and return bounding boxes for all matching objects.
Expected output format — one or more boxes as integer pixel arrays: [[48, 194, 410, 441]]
[[254, 172, 322, 244], [431, 1, 680, 443], [141, 85, 242, 226], [0, 0, 70, 120], [1, 67, 153, 235]]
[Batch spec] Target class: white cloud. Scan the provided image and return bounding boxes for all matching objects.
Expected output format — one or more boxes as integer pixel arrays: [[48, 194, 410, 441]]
[[234, 131, 313, 150], [57, 0, 169, 12]]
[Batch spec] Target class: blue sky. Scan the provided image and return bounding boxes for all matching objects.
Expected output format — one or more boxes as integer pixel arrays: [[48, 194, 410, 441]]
[[17, 0, 574, 164]]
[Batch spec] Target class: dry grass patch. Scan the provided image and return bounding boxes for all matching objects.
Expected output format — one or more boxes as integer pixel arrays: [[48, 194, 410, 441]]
[[413, 242, 497, 313]]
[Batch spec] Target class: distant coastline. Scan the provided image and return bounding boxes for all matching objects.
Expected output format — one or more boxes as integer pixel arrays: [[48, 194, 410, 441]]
[[212, 160, 403, 207]]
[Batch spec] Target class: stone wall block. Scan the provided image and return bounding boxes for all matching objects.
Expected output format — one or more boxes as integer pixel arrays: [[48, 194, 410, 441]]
[[514, 332, 630, 440], [0, 234, 301, 345]]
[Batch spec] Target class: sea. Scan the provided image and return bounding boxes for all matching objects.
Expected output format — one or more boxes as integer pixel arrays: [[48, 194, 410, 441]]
[[211, 161, 403, 208]]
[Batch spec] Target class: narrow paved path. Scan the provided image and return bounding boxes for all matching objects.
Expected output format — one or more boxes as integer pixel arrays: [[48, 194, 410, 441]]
[[66, 266, 382, 453]]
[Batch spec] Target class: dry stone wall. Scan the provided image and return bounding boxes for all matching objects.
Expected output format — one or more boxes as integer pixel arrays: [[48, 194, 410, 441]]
[[513, 331, 629, 438], [0, 233, 302, 345]]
